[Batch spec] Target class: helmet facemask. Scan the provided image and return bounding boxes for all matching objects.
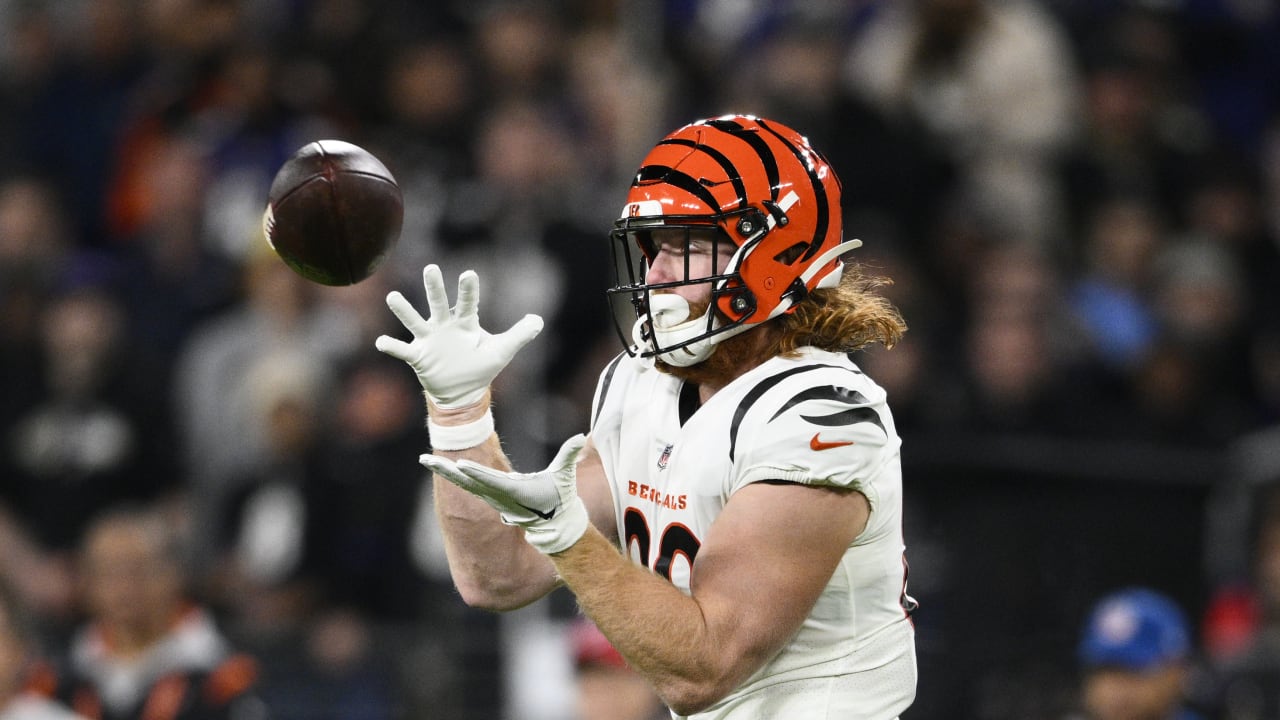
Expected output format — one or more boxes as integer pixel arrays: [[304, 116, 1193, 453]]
[[607, 217, 754, 367]]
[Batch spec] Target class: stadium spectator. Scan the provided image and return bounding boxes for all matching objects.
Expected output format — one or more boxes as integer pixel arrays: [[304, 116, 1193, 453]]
[[210, 349, 334, 640], [1056, 10, 1208, 245], [1134, 240, 1255, 445], [171, 244, 360, 570], [845, 0, 1082, 249], [212, 348, 494, 720], [211, 348, 437, 624], [428, 98, 618, 467], [1205, 485, 1280, 718], [50, 506, 265, 720], [2, 272, 178, 628], [0, 579, 87, 720], [937, 242, 1102, 436], [715, 13, 954, 255], [110, 135, 241, 375], [1067, 197, 1164, 375], [0, 176, 74, 449], [1068, 587, 1209, 720]]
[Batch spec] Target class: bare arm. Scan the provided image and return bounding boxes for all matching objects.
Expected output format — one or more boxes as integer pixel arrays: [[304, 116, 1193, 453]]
[[429, 397, 616, 610], [421, 393, 869, 712], [548, 482, 869, 715], [374, 265, 607, 610]]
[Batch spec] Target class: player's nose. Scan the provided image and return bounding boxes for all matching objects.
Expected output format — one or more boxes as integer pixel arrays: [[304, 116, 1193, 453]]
[[645, 248, 681, 284]]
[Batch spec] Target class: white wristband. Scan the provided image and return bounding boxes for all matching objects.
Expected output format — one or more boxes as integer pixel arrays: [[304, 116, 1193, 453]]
[[428, 409, 495, 451]]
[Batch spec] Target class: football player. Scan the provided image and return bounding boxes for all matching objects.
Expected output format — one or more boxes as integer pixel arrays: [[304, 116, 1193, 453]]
[[378, 115, 917, 718]]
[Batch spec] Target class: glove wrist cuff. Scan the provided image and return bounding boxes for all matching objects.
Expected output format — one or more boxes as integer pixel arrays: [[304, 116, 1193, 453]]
[[428, 386, 488, 411], [428, 409, 494, 451], [427, 387, 490, 414]]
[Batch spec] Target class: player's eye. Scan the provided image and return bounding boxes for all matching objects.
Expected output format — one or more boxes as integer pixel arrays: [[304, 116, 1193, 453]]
[[642, 231, 692, 259], [686, 237, 711, 255]]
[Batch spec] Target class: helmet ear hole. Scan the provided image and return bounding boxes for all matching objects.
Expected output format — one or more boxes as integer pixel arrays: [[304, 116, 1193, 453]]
[[772, 242, 808, 265]]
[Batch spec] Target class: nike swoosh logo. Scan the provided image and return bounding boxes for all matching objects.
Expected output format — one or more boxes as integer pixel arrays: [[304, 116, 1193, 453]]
[[810, 433, 854, 451], [517, 503, 556, 520]]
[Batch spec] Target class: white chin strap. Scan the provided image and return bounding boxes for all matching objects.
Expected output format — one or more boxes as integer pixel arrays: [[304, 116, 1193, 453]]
[[633, 238, 863, 367], [632, 294, 723, 367]]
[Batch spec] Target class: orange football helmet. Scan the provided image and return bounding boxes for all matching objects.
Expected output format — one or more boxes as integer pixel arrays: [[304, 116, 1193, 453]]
[[607, 114, 861, 366]]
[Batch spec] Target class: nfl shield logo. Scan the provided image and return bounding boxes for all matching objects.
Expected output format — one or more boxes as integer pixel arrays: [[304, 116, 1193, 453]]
[[657, 443, 673, 469]]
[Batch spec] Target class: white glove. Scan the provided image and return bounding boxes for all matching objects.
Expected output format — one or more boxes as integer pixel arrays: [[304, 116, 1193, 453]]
[[420, 434, 590, 555], [375, 265, 543, 409]]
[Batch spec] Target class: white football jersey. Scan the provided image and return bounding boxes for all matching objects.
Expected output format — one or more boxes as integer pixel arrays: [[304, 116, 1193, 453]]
[[589, 347, 917, 720]]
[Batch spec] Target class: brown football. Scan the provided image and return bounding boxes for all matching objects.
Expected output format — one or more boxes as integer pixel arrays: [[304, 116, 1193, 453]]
[[263, 140, 403, 286]]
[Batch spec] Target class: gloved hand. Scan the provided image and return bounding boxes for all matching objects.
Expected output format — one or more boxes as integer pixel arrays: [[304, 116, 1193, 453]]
[[420, 434, 590, 554], [375, 264, 543, 409]]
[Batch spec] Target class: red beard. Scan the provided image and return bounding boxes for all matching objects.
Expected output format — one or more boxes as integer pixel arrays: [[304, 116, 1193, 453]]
[[652, 299, 770, 389]]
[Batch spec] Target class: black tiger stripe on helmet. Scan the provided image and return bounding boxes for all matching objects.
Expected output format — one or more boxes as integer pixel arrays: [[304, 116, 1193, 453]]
[[756, 117, 831, 262], [653, 137, 750, 210]]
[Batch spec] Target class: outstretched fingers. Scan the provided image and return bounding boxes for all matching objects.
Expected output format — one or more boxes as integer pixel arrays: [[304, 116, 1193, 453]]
[[374, 334, 413, 362], [550, 434, 588, 472], [455, 459, 525, 496], [422, 264, 452, 321], [455, 270, 480, 320], [419, 454, 460, 481], [491, 314, 545, 358], [384, 291, 429, 335], [421, 454, 501, 502]]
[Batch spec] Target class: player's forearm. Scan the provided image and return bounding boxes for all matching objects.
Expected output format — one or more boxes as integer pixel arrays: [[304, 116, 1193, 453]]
[[429, 404, 560, 610], [432, 474, 559, 609], [549, 528, 755, 715]]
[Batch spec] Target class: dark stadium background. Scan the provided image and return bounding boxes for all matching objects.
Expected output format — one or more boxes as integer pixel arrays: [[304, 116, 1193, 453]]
[[1, 1, 1278, 718]]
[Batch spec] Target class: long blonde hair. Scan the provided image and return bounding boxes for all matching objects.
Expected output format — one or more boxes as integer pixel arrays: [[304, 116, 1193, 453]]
[[655, 262, 906, 388], [768, 262, 906, 357]]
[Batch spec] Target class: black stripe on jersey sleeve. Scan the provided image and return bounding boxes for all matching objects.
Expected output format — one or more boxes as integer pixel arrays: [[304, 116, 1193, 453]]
[[758, 118, 829, 261], [591, 352, 628, 429], [805, 406, 887, 433], [767, 386, 886, 435], [769, 386, 869, 418], [728, 363, 845, 462]]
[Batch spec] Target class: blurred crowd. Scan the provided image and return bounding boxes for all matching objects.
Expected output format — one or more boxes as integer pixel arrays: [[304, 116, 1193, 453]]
[[0, 0, 1278, 718]]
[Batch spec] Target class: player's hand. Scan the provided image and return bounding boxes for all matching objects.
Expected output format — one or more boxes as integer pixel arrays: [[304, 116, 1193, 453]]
[[375, 265, 543, 409], [420, 434, 590, 555]]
